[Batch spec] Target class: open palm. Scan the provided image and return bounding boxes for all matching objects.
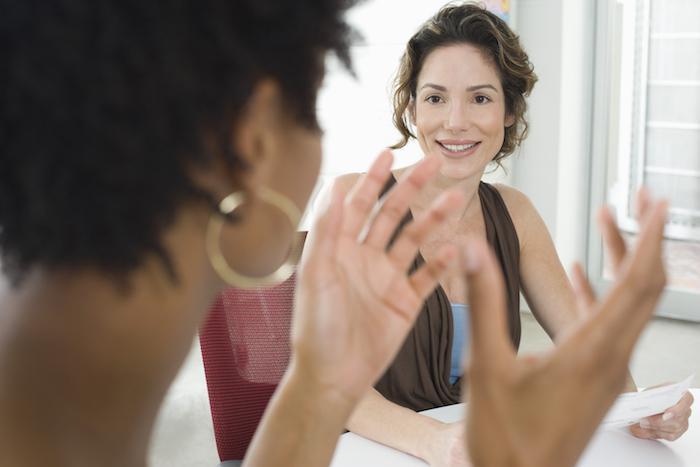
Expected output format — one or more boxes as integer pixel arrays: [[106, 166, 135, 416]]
[[462, 191, 669, 467], [293, 150, 464, 404]]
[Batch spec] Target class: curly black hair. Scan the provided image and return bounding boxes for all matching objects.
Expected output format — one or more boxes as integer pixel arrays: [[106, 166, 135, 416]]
[[0, 0, 358, 283]]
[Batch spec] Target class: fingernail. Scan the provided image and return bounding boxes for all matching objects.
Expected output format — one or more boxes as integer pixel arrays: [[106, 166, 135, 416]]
[[662, 412, 675, 422], [640, 419, 652, 429]]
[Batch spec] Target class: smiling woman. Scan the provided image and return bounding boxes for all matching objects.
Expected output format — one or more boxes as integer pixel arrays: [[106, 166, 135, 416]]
[[337, 4, 692, 466], [411, 45, 516, 180], [390, 3, 537, 167], [0, 2, 479, 466]]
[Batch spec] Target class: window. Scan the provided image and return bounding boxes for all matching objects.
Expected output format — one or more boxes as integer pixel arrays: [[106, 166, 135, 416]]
[[589, 0, 700, 320]]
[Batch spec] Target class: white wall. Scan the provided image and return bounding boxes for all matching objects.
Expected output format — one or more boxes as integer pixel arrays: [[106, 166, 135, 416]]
[[317, 0, 448, 176], [511, 0, 596, 271]]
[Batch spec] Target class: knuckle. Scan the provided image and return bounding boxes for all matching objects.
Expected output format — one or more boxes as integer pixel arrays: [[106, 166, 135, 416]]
[[350, 194, 374, 213], [380, 200, 407, 223], [427, 205, 448, 224]]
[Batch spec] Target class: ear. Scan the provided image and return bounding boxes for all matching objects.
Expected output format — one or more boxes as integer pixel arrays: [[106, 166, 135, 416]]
[[233, 79, 284, 179], [191, 79, 284, 202], [505, 113, 516, 128]]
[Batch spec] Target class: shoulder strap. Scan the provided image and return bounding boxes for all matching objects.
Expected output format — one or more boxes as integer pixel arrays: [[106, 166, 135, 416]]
[[478, 182, 522, 349], [380, 172, 416, 251]]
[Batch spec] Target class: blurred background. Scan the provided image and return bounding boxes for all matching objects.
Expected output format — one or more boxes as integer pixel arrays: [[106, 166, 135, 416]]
[[150, 1, 700, 465]]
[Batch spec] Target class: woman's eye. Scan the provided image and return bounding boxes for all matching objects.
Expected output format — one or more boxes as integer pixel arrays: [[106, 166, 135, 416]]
[[426, 95, 442, 104], [475, 95, 491, 104]]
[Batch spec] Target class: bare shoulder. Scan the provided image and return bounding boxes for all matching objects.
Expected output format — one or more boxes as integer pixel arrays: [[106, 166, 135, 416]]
[[332, 172, 364, 193], [491, 183, 539, 221], [312, 172, 364, 214], [491, 183, 548, 249]]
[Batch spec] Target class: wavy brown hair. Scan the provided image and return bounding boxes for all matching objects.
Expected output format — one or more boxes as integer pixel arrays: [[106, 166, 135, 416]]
[[391, 2, 537, 164]]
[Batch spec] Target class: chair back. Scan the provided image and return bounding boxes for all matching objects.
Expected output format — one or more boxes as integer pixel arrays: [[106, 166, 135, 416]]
[[200, 272, 296, 461]]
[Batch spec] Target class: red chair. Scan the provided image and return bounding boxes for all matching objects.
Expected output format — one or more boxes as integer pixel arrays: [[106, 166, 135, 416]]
[[200, 272, 296, 463]]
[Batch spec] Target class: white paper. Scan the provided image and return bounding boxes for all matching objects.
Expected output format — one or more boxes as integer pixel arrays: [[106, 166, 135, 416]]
[[601, 375, 694, 429]]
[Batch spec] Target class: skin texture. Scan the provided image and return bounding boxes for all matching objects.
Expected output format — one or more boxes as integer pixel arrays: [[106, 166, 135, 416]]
[[345, 43, 690, 466], [0, 32, 686, 467], [0, 76, 470, 466], [463, 190, 670, 467]]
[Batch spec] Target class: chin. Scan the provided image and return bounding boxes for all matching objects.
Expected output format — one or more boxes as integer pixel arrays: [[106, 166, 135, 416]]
[[438, 158, 485, 180]]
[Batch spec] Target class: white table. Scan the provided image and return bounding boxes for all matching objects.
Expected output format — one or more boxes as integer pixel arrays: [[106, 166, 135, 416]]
[[330, 389, 700, 467]]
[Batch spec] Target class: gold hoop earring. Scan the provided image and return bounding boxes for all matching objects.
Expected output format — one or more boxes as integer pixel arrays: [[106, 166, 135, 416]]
[[206, 186, 303, 288]]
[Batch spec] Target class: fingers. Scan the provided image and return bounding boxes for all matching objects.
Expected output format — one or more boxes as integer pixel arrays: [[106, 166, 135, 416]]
[[406, 244, 459, 312], [362, 156, 442, 248], [571, 262, 596, 317], [635, 187, 652, 223], [462, 237, 514, 368], [666, 391, 695, 418], [630, 407, 691, 441], [387, 190, 465, 271], [594, 199, 668, 351], [383, 244, 457, 323], [341, 149, 395, 239], [597, 206, 627, 275], [681, 390, 695, 410], [626, 385, 692, 443], [622, 200, 668, 281]]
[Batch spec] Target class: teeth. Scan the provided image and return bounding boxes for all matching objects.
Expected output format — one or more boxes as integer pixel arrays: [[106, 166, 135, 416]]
[[442, 142, 477, 152]]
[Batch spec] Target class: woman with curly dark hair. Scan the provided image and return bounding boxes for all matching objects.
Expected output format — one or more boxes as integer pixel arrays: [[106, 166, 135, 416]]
[[0, 0, 680, 466], [338, 4, 691, 465], [0, 1, 469, 465]]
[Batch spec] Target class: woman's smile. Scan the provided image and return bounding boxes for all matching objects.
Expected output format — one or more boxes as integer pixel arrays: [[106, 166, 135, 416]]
[[436, 139, 482, 159]]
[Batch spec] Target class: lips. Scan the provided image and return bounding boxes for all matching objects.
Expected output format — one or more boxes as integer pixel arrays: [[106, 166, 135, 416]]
[[437, 140, 481, 157], [441, 142, 477, 152]]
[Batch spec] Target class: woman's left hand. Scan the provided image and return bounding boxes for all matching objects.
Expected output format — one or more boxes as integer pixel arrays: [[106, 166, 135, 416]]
[[630, 390, 694, 441]]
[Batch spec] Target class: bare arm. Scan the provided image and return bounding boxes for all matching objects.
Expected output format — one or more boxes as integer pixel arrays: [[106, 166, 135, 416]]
[[243, 152, 466, 467], [323, 173, 464, 466], [244, 364, 353, 467], [347, 388, 456, 464], [463, 193, 669, 467], [497, 185, 637, 391]]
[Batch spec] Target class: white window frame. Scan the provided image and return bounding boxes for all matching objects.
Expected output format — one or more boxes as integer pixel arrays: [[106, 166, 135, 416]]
[[588, 0, 700, 321]]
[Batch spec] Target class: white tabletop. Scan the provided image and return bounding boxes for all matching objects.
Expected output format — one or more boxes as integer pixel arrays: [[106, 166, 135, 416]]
[[330, 389, 700, 467]]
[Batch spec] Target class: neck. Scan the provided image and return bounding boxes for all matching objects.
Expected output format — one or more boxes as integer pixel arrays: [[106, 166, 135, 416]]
[[396, 163, 484, 220], [0, 205, 219, 467]]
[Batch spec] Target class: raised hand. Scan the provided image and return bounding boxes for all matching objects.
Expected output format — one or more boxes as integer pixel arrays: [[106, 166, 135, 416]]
[[463, 191, 668, 467], [293, 149, 465, 405]]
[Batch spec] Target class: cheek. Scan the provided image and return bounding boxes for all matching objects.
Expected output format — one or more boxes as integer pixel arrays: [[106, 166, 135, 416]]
[[290, 135, 322, 211], [473, 108, 507, 147], [415, 107, 442, 138], [266, 130, 321, 215]]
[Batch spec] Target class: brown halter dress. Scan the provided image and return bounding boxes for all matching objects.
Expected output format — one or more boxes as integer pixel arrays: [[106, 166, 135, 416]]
[[374, 174, 522, 411]]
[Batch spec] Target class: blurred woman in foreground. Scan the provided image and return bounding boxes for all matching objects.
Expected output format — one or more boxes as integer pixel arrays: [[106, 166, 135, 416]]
[[0, 1, 670, 466]]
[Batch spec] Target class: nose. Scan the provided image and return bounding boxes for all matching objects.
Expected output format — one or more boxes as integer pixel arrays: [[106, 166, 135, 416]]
[[444, 101, 471, 132]]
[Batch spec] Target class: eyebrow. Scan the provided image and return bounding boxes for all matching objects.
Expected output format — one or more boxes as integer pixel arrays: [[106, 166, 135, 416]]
[[419, 83, 499, 93]]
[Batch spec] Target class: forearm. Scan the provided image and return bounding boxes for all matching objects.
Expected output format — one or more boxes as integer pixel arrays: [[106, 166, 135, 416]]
[[243, 362, 355, 467], [346, 388, 442, 461]]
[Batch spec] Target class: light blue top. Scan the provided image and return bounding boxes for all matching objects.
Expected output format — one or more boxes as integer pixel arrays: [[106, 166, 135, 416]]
[[450, 303, 470, 384]]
